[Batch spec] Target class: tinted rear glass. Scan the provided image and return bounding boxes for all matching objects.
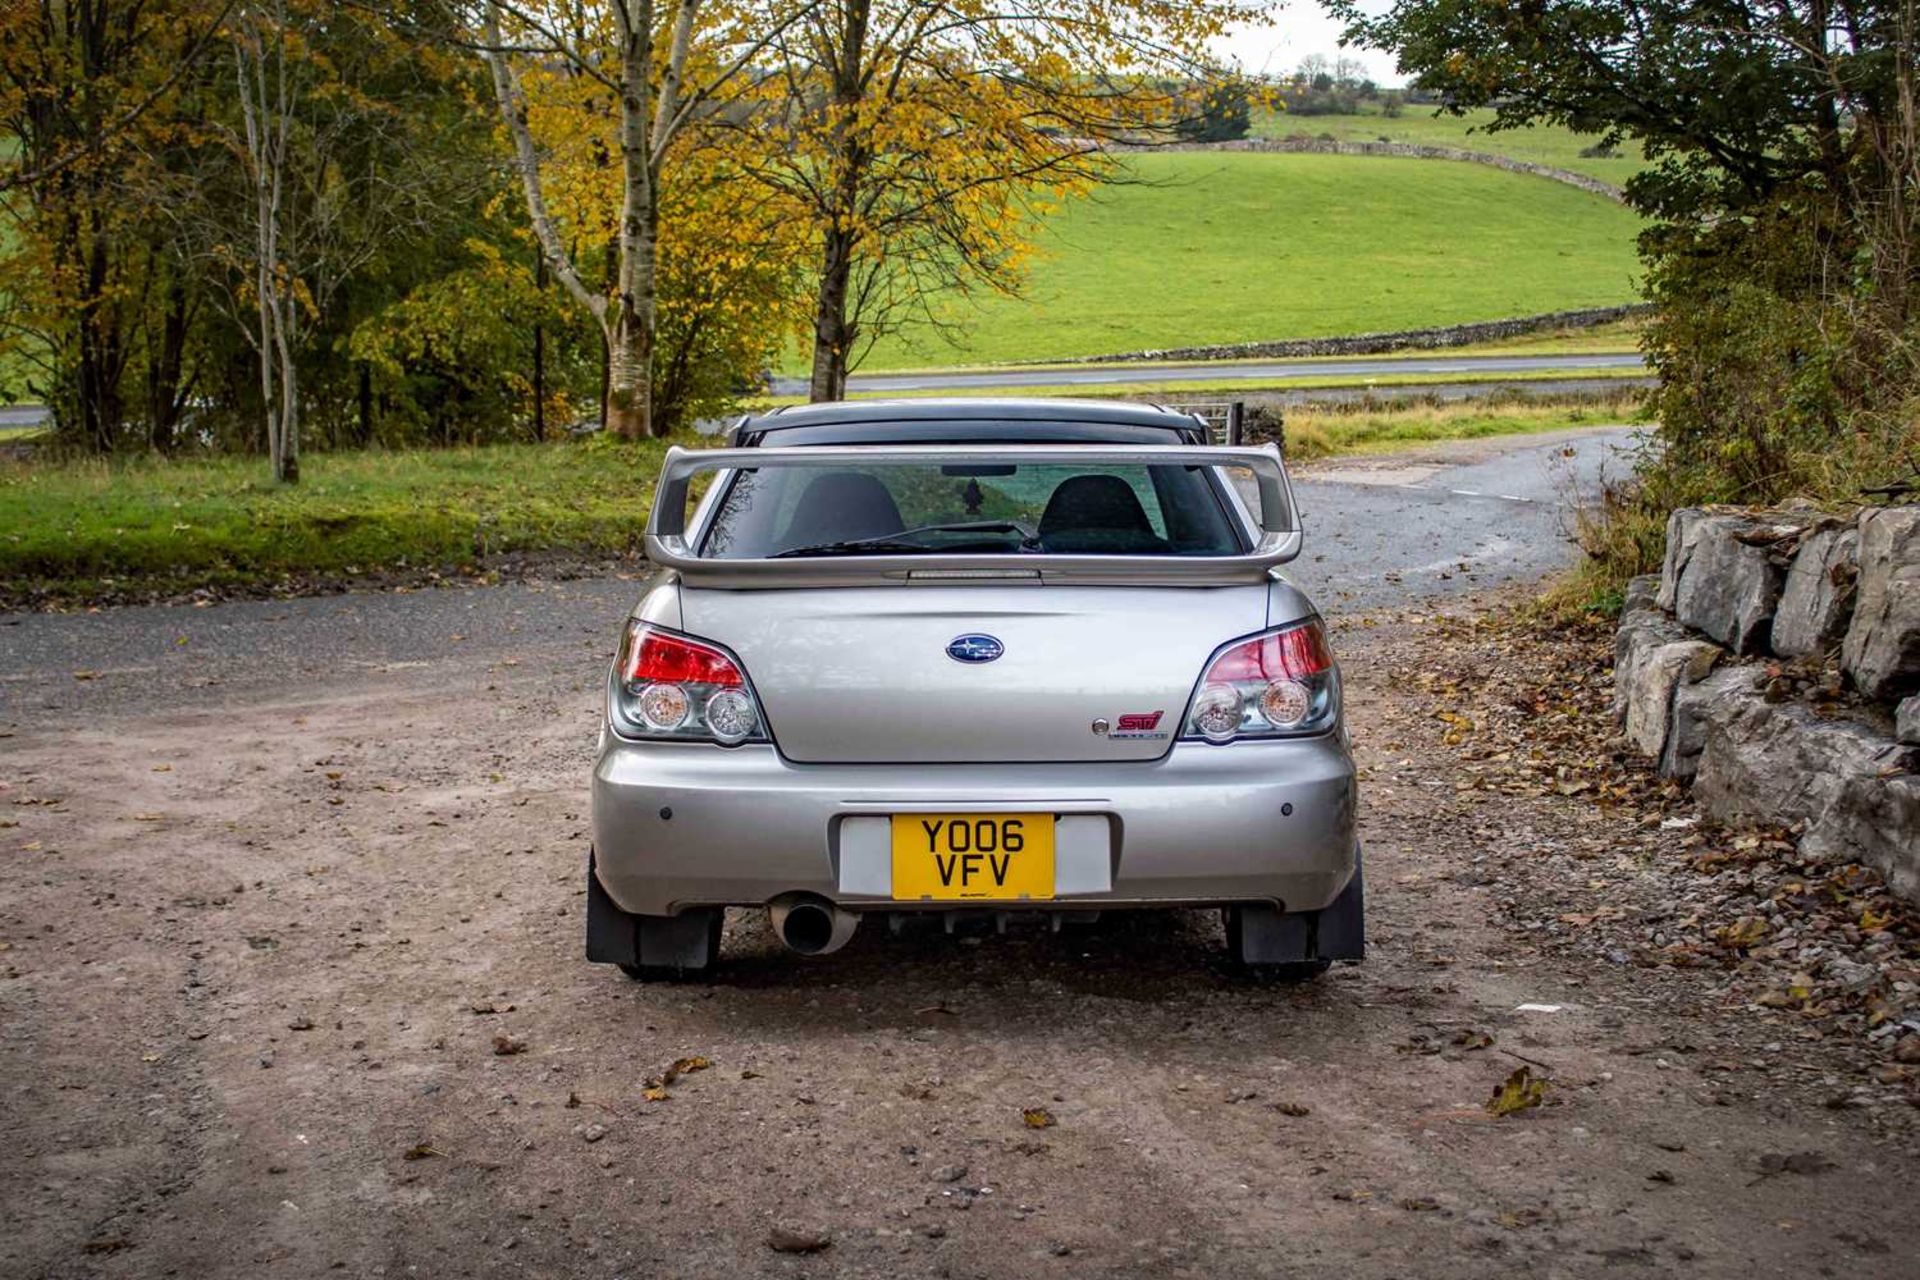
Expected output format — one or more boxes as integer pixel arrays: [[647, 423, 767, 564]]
[[700, 461, 1245, 559]]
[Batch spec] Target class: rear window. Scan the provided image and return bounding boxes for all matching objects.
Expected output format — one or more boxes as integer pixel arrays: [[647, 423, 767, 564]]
[[699, 460, 1246, 559]]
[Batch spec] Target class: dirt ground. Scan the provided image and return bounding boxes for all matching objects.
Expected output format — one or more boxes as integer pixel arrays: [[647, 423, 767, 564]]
[[2, 600, 1916, 1280]]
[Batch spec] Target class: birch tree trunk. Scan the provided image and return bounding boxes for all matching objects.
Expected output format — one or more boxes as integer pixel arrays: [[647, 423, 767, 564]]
[[484, 0, 751, 440], [235, 0, 299, 483]]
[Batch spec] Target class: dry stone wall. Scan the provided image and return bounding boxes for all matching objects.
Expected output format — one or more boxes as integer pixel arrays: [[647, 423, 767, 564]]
[[1614, 504, 1920, 901], [1147, 137, 1627, 201], [1062, 305, 1651, 366]]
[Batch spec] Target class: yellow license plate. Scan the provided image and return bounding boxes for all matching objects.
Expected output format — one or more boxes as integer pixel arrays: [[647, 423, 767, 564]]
[[890, 813, 1055, 901]]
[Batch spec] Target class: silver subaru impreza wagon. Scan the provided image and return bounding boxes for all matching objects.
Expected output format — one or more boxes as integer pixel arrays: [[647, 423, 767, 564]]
[[587, 399, 1362, 979]]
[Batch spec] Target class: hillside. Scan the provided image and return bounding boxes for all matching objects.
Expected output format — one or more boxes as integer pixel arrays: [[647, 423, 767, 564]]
[[862, 149, 1645, 370], [1249, 104, 1647, 188]]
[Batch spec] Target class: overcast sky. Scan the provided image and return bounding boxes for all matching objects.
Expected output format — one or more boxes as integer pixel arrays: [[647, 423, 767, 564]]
[[1214, 1, 1404, 84]]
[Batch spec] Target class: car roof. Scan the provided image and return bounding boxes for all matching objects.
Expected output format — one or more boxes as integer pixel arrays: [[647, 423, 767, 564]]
[[730, 397, 1209, 447]]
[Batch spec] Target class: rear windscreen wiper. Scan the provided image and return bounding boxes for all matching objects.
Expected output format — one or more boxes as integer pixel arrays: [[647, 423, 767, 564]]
[[770, 521, 1031, 559]]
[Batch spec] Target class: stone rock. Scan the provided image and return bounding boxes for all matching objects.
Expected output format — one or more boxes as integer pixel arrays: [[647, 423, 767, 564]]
[[1841, 507, 1920, 702], [1622, 638, 1722, 758], [1671, 512, 1805, 654], [1660, 666, 1753, 782], [1899, 696, 1920, 747], [1657, 509, 1710, 612], [1803, 770, 1920, 905], [1694, 694, 1892, 831], [1613, 599, 1690, 727], [766, 1226, 832, 1254], [1770, 523, 1858, 658], [1623, 573, 1660, 616]]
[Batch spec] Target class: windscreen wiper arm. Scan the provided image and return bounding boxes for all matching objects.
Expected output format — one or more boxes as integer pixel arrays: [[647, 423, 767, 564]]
[[770, 521, 1031, 559]]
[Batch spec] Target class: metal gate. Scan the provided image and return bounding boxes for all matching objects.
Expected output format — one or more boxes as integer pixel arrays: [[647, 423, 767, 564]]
[[1166, 400, 1245, 447]]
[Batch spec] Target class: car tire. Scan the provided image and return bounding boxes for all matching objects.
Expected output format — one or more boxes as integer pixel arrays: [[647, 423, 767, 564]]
[[586, 849, 724, 981], [1252, 957, 1333, 983]]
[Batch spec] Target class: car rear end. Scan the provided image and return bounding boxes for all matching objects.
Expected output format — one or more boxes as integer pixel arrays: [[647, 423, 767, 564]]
[[587, 400, 1361, 978]]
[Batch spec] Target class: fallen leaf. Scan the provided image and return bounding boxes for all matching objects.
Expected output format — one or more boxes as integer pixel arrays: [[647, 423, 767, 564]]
[[1273, 1101, 1311, 1117], [402, 1143, 443, 1161], [1486, 1066, 1547, 1118], [1715, 916, 1770, 950], [72, 670, 101, 681], [1022, 1107, 1056, 1129], [640, 1054, 712, 1097]]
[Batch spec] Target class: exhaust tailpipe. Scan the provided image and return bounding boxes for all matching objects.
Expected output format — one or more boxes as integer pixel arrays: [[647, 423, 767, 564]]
[[768, 894, 859, 956]]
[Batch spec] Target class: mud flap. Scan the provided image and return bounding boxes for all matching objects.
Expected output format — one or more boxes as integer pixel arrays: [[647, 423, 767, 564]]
[[585, 850, 639, 967], [1313, 846, 1366, 962], [585, 850, 723, 975], [1229, 845, 1366, 965]]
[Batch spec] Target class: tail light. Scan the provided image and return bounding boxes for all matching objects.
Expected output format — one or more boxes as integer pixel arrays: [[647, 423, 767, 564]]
[[610, 622, 767, 745], [1183, 619, 1340, 742]]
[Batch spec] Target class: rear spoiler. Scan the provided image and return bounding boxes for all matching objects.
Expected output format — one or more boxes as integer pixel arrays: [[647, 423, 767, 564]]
[[645, 443, 1301, 587]]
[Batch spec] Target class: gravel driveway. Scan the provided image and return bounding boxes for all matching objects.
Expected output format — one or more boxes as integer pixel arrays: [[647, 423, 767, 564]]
[[3, 427, 1914, 1279]]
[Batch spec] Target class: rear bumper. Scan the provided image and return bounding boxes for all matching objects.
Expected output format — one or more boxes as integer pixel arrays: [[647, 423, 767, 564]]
[[591, 734, 1359, 917]]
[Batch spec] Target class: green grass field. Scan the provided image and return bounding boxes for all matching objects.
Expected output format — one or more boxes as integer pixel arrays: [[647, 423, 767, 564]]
[[0, 438, 672, 599], [1250, 104, 1648, 188], [863, 151, 1644, 369]]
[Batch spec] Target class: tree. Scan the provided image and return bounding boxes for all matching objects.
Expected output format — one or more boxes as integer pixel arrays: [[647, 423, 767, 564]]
[[1176, 80, 1253, 144], [471, 0, 814, 438], [1333, 0, 1920, 502], [232, 0, 302, 482], [0, 1, 229, 451], [486, 11, 810, 432], [752, 0, 1266, 402]]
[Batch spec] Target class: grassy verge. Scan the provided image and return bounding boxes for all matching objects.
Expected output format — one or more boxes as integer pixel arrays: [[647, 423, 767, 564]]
[[1276, 392, 1643, 462], [0, 437, 675, 603], [861, 151, 1644, 369]]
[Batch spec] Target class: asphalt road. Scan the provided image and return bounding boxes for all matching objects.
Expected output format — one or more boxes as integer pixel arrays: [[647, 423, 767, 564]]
[[0, 427, 1637, 725], [774, 352, 1646, 396]]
